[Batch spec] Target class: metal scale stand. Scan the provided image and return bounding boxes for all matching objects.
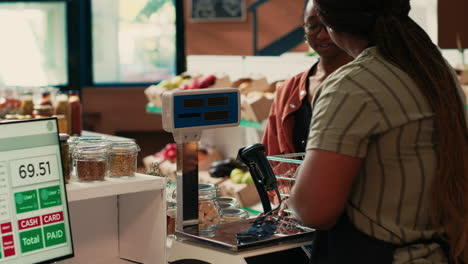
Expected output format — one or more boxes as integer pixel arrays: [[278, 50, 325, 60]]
[[162, 88, 314, 264]]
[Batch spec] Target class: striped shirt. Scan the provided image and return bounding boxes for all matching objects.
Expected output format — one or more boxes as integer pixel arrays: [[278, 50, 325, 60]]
[[306, 46, 462, 263]]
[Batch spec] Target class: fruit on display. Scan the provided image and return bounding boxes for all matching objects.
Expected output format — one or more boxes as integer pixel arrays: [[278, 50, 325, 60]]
[[155, 143, 177, 163], [0, 96, 21, 118], [229, 167, 254, 184], [199, 74, 216, 88], [209, 158, 245, 178], [179, 74, 217, 90], [145, 71, 283, 123], [160, 75, 191, 90], [241, 171, 254, 184], [229, 168, 245, 183]]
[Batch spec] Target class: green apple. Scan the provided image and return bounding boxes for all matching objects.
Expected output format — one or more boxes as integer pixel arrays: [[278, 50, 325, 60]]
[[160, 80, 172, 89], [230, 168, 244, 184], [241, 171, 254, 184], [171, 76, 184, 86]]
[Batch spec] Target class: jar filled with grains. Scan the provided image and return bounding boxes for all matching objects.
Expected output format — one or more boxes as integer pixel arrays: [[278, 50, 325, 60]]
[[73, 143, 109, 182], [109, 141, 140, 177], [59, 133, 70, 184], [68, 136, 108, 177], [198, 184, 220, 233]]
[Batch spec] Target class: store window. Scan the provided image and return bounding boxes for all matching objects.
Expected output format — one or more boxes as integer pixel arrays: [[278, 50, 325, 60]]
[[410, 0, 438, 44], [92, 0, 177, 84], [0, 2, 67, 87]]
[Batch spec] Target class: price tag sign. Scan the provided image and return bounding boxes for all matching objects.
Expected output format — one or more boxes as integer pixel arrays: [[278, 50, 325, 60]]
[[0, 118, 73, 263]]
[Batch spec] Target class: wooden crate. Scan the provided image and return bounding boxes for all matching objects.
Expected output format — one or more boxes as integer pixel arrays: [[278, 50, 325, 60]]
[[218, 179, 260, 208]]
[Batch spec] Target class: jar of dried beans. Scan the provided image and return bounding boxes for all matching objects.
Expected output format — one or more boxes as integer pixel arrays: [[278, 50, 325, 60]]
[[109, 141, 140, 177], [74, 143, 109, 182], [198, 184, 220, 234]]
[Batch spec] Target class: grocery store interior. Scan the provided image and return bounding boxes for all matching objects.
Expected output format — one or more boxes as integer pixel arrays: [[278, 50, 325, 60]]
[[0, 0, 467, 263]]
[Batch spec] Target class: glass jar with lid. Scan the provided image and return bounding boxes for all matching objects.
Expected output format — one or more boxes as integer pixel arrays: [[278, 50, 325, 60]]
[[68, 136, 109, 177], [217, 197, 239, 209], [73, 143, 109, 182], [109, 141, 141, 177], [67, 136, 80, 176], [20, 92, 34, 116], [59, 133, 70, 184], [40, 91, 53, 106], [32, 105, 54, 118], [76, 136, 111, 149], [54, 93, 71, 135], [218, 203, 236, 211], [198, 183, 220, 233], [220, 208, 249, 223]]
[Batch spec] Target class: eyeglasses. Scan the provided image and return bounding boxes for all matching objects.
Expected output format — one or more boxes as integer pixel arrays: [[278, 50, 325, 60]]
[[302, 23, 326, 35]]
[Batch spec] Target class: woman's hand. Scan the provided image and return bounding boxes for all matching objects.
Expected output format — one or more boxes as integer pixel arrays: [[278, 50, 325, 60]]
[[278, 198, 290, 218]]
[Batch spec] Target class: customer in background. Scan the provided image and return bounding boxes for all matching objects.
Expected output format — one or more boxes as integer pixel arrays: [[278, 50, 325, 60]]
[[261, 0, 352, 156], [287, 0, 468, 263]]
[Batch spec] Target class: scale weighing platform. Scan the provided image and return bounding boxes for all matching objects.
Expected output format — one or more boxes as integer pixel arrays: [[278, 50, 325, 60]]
[[162, 88, 314, 264]]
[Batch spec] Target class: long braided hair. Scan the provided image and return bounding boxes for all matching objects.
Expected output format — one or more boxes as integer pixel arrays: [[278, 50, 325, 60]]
[[313, 0, 468, 262]]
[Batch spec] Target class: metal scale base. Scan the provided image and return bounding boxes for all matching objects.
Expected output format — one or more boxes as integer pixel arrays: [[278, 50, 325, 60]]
[[168, 218, 314, 264]]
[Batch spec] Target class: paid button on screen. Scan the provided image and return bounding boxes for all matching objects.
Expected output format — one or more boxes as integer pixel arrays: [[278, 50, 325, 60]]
[[43, 223, 66, 247]]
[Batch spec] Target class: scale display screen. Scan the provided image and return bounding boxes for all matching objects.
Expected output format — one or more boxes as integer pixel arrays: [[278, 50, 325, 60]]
[[0, 118, 73, 263], [172, 91, 239, 129]]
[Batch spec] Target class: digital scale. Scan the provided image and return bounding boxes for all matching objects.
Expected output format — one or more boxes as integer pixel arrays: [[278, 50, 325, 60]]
[[162, 88, 314, 264], [0, 118, 74, 263]]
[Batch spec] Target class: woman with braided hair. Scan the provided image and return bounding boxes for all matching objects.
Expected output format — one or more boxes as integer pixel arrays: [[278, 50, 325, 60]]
[[285, 0, 468, 263]]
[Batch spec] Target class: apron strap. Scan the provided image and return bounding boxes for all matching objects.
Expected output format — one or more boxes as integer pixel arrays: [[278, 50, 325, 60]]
[[310, 214, 455, 264], [310, 214, 394, 264]]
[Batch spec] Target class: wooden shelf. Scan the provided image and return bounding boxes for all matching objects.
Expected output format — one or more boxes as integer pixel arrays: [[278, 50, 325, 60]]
[[66, 173, 165, 202], [146, 103, 265, 130]]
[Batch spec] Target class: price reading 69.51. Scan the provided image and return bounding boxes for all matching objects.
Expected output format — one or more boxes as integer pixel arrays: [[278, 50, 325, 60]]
[[18, 162, 51, 179], [10, 155, 59, 187]]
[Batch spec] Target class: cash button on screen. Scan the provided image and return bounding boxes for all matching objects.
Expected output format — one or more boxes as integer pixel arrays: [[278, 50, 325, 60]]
[[18, 216, 41, 231], [19, 228, 43, 253]]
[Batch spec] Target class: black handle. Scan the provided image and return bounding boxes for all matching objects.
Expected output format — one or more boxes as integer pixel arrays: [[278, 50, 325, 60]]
[[237, 144, 278, 214]]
